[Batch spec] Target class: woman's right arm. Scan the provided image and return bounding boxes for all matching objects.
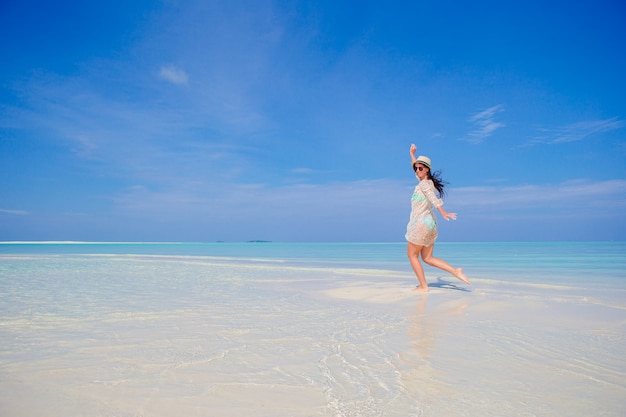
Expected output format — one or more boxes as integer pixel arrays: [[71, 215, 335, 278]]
[[410, 144, 417, 164]]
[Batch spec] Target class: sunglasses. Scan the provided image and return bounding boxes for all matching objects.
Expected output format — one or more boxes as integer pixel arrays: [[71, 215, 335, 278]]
[[413, 165, 427, 172]]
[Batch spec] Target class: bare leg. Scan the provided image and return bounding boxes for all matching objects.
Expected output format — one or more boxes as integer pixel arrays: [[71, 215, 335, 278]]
[[407, 242, 429, 291], [420, 245, 471, 285]]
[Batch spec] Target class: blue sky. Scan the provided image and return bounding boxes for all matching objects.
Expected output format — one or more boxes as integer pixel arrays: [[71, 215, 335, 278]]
[[1, 0, 625, 242]]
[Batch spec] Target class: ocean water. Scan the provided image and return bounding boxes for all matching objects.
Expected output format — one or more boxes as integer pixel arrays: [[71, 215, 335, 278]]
[[2, 241, 625, 282], [1, 242, 625, 416]]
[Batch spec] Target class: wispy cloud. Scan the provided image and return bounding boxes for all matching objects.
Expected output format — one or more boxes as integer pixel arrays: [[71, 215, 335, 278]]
[[158, 65, 189, 85], [461, 104, 505, 144], [3, 67, 252, 179], [0, 209, 29, 215], [107, 176, 626, 241], [289, 167, 336, 176], [110, 179, 409, 241], [291, 167, 315, 174], [527, 118, 624, 146], [448, 179, 626, 216]]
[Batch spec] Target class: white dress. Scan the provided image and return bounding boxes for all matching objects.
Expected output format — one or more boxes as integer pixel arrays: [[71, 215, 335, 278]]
[[405, 179, 443, 246]]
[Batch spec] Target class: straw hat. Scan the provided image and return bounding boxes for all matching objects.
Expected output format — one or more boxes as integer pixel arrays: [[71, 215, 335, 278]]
[[414, 155, 432, 169]]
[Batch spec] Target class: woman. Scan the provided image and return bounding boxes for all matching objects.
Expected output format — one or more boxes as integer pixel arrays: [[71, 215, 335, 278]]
[[406, 144, 470, 292]]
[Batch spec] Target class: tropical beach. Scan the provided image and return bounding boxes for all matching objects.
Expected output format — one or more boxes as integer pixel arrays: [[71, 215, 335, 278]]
[[2, 1, 625, 416], [1, 242, 624, 416]]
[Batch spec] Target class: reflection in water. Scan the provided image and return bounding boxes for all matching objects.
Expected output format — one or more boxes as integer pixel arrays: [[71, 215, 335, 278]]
[[406, 293, 469, 361], [395, 292, 470, 414]]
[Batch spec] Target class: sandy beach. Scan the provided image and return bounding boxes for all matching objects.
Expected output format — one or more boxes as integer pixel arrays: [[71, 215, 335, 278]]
[[0, 245, 624, 416]]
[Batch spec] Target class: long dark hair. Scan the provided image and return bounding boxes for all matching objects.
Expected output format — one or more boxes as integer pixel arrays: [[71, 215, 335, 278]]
[[414, 163, 448, 198], [428, 170, 448, 198]]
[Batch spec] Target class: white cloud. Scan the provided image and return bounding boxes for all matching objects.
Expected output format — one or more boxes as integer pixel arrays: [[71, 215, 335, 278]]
[[448, 179, 626, 216], [529, 118, 624, 145], [106, 177, 626, 241], [461, 104, 505, 144], [110, 179, 410, 241], [113, 179, 408, 218], [70, 134, 99, 158], [0, 209, 29, 215], [158, 65, 189, 85], [290, 167, 315, 174]]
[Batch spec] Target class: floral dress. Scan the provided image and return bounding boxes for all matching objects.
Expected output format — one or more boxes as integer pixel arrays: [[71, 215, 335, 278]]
[[405, 179, 443, 246]]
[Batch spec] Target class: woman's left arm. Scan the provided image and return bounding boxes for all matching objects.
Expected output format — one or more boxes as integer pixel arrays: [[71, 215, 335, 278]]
[[437, 206, 457, 221], [421, 180, 456, 221]]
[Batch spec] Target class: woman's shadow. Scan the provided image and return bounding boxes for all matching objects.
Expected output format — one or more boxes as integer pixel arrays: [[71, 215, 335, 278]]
[[428, 277, 472, 292]]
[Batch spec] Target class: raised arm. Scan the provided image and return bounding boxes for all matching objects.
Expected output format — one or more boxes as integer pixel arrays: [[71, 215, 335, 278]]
[[409, 144, 418, 164]]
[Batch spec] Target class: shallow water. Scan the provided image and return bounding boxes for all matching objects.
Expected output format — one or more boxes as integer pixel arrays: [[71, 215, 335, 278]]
[[0, 243, 624, 416]]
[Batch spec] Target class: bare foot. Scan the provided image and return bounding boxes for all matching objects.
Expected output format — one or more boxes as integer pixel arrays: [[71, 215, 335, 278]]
[[412, 285, 430, 292], [454, 268, 471, 285]]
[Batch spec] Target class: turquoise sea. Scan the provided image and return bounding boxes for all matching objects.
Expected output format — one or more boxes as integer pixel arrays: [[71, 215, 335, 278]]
[[1, 241, 625, 416], [2, 240, 625, 284]]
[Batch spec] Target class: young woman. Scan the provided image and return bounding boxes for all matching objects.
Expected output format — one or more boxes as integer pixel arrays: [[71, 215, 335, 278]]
[[406, 144, 470, 292]]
